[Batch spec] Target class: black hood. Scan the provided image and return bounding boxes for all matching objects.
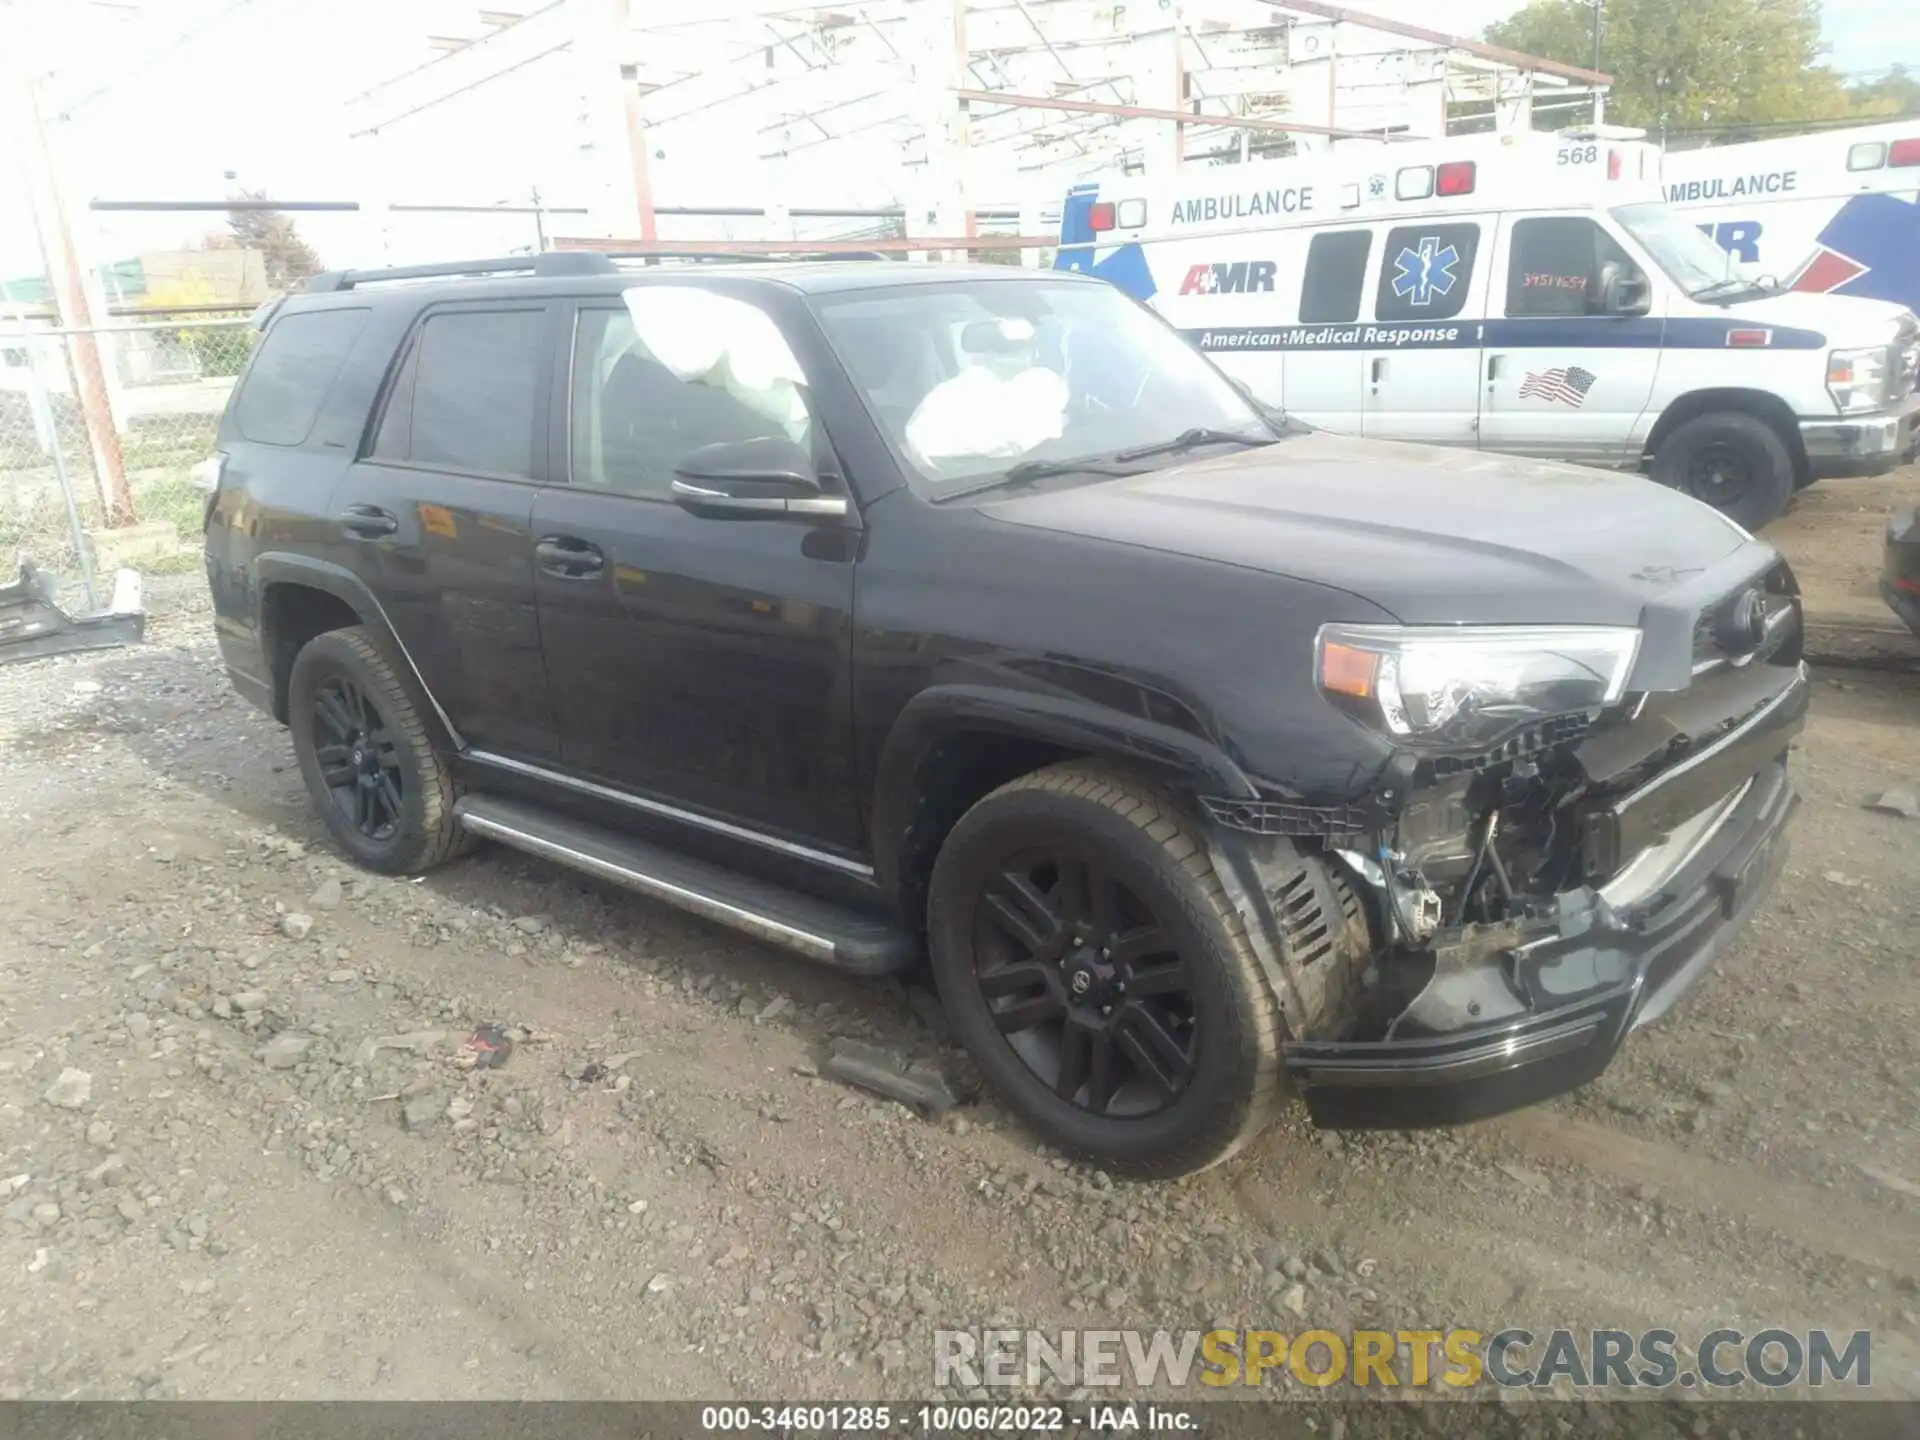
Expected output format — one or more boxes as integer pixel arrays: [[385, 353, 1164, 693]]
[[981, 431, 1761, 627]]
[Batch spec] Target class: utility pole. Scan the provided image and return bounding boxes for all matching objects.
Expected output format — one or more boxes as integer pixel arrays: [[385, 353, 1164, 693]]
[[9, 54, 133, 525], [569, 0, 655, 243], [1591, 1, 1605, 123]]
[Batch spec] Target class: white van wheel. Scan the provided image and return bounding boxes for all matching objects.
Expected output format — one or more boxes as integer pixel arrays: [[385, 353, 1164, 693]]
[[1650, 412, 1794, 531]]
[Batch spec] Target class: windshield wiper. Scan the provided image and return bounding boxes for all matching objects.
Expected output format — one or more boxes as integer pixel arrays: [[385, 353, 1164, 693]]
[[1001, 457, 1144, 483], [1689, 276, 1769, 302], [935, 455, 1145, 503], [1111, 427, 1277, 463]]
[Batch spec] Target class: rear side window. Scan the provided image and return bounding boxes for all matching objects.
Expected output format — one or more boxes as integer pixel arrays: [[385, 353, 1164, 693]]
[[1506, 216, 1639, 317], [376, 308, 544, 478], [233, 308, 368, 446], [1374, 223, 1480, 323], [1299, 230, 1372, 324]]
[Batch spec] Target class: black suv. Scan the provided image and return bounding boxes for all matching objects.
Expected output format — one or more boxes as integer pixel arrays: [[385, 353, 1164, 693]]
[[205, 252, 1807, 1177]]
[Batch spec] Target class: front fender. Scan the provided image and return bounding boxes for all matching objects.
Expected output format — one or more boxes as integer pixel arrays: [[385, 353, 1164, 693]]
[[868, 682, 1257, 907]]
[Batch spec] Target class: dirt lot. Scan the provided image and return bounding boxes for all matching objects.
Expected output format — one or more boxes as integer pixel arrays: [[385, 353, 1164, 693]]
[[0, 468, 1916, 1417]]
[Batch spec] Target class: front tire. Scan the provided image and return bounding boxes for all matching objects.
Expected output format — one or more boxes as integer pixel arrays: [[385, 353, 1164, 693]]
[[1650, 411, 1794, 530], [926, 762, 1284, 1178], [288, 626, 469, 875]]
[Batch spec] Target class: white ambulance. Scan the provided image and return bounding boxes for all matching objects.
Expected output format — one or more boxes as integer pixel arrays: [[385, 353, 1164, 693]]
[[1054, 129, 1919, 530], [1664, 120, 1920, 316]]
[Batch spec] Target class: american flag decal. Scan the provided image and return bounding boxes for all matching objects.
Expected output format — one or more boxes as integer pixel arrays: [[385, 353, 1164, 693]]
[[1517, 365, 1597, 407]]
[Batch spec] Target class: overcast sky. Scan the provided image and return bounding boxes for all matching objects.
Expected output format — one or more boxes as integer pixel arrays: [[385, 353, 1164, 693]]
[[3, 0, 1916, 280]]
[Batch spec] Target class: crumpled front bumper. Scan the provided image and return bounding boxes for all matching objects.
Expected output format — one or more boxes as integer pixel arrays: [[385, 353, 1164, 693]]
[[1283, 669, 1806, 1130]]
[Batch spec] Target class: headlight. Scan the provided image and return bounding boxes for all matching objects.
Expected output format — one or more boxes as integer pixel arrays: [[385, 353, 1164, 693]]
[[1826, 345, 1890, 414], [1316, 624, 1640, 750]]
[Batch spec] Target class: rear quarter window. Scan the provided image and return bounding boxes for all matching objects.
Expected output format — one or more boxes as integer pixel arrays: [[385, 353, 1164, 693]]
[[370, 308, 546, 479], [231, 308, 370, 447], [1299, 230, 1372, 324]]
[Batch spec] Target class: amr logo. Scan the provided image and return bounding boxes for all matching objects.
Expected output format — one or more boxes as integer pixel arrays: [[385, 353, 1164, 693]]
[[1392, 236, 1460, 306]]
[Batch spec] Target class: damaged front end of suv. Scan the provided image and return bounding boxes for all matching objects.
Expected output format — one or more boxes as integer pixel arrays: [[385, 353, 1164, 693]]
[[1203, 552, 1807, 1129]]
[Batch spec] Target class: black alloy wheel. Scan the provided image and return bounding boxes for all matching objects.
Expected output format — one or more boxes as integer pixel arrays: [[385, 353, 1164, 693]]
[[309, 676, 404, 841], [972, 846, 1198, 1118], [926, 762, 1285, 1178], [287, 625, 470, 875]]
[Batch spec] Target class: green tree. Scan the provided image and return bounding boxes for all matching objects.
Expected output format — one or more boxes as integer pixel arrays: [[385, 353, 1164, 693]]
[[1848, 63, 1920, 117], [1485, 0, 1854, 131], [205, 190, 324, 293]]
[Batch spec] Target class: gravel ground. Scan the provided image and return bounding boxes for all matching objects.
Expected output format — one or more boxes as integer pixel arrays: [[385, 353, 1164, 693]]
[[0, 482, 1916, 1418]]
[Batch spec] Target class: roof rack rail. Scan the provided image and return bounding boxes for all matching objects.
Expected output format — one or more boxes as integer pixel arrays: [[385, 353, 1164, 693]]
[[591, 249, 890, 266], [247, 295, 287, 332], [305, 252, 616, 293]]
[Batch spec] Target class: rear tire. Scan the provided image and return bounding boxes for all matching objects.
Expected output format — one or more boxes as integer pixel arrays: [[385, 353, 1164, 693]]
[[926, 762, 1283, 1179], [1650, 411, 1794, 531], [288, 626, 470, 875]]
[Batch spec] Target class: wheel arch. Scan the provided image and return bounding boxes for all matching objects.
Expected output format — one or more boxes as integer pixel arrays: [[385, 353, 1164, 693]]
[[253, 554, 461, 749], [1642, 388, 1811, 489], [868, 685, 1257, 934]]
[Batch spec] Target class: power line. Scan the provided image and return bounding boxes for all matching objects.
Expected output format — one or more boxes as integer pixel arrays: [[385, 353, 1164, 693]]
[[55, 0, 264, 117]]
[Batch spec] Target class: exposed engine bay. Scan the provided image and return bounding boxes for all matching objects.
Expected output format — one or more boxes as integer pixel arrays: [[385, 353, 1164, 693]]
[[1338, 649, 1807, 1040], [1205, 627, 1808, 1065]]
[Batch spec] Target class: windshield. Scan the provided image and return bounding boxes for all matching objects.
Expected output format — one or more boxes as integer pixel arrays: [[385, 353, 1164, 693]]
[[809, 278, 1271, 494], [1611, 202, 1755, 296]]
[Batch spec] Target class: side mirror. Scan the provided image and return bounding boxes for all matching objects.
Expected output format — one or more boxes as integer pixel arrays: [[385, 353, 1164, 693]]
[[1599, 261, 1652, 316], [670, 436, 847, 521]]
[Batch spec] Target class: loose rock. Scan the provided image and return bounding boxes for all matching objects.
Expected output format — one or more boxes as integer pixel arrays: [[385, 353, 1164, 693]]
[[259, 1034, 313, 1070], [402, 1095, 441, 1133], [1866, 788, 1920, 820], [42, 1068, 92, 1111], [1496, 1161, 1552, 1195]]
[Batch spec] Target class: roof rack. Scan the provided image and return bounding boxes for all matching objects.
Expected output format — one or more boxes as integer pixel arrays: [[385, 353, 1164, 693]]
[[590, 249, 891, 265], [301, 248, 889, 295], [305, 252, 616, 292]]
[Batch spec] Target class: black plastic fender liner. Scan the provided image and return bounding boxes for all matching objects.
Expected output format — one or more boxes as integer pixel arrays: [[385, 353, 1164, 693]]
[[1202, 824, 1373, 1045]]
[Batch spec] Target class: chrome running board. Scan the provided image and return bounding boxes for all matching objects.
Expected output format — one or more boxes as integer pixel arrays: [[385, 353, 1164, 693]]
[[455, 795, 916, 976]]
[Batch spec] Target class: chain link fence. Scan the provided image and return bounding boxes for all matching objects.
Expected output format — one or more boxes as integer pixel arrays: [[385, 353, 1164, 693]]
[[0, 316, 251, 610]]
